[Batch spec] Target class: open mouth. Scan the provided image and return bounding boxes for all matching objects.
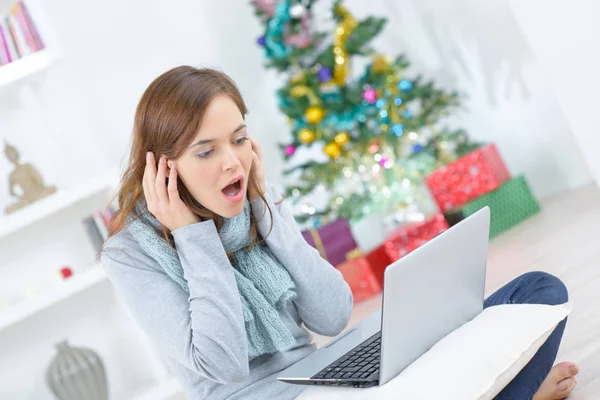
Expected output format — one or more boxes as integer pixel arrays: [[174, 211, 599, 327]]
[[222, 178, 242, 198]]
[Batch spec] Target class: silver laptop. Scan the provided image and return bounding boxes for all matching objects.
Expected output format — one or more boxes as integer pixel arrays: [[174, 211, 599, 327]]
[[278, 206, 490, 388]]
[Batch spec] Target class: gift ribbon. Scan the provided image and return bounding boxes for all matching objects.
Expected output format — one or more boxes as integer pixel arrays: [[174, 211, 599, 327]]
[[309, 229, 328, 261], [309, 229, 363, 264], [346, 248, 363, 260]]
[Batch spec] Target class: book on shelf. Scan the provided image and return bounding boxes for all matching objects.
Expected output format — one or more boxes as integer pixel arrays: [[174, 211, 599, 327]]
[[83, 216, 104, 253], [0, 21, 12, 64], [0, 1, 44, 66], [82, 206, 116, 252], [12, 4, 34, 54], [19, 2, 43, 50]]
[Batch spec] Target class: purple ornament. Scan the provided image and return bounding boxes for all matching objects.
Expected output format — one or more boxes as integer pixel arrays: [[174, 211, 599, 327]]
[[317, 66, 332, 82], [257, 36, 266, 46], [363, 88, 377, 104], [379, 156, 389, 167], [286, 145, 296, 156]]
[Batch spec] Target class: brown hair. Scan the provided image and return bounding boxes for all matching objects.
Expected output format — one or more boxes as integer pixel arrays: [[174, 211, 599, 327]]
[[106, 66, 271, 250]]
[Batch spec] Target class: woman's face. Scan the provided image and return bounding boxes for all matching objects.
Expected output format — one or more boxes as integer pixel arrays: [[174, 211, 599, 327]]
[[174, 95, 253, 218]]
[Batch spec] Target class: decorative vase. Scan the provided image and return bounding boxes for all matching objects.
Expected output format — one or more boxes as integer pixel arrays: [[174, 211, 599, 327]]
[[46, 340, 108, 400]]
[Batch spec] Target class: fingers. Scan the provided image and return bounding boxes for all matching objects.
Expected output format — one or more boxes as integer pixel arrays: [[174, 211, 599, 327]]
[[249, 136, 262, 159], [155, 155, 169, 205], [143, 152, 157, 206], [167, 161, 181, 202]]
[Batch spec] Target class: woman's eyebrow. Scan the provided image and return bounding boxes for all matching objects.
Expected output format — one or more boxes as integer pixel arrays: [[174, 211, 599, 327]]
[[188, 124, 247, 149]]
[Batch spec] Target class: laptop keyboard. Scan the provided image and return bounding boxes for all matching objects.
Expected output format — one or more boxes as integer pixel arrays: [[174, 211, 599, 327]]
[[311, 331, 381, 381]]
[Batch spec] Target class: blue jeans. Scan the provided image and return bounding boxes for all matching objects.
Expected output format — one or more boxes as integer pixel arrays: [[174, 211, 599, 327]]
[[486, 272, 569, 400]]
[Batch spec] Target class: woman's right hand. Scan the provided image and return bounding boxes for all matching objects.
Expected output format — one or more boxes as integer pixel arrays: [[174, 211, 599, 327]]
[[143, 152, 200, 232]]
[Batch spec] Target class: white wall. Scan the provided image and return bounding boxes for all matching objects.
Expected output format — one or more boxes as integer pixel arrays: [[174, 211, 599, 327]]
[[510, 0, 600, 188]]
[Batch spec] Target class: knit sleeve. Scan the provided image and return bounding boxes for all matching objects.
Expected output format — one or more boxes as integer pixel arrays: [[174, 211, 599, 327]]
[[100, 220, 249, 384], [250, 184, 353, 337]]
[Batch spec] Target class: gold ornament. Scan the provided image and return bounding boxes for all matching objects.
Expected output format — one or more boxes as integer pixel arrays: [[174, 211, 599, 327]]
[[324, 142, 342, 159], [305, 106, 325, 124], [371, 54, 391, 74], [332, 4, 358, 86], [334, 132, 350, 146], [437, 141, 456, 164], [298, 128, 316, 144], [290, 85, 321, 105]]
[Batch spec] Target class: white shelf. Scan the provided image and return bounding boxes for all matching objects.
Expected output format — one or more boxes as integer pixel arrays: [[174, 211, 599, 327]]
[[134, 378, 183, 400], [0, 49, 55, 88], [0, 167, 119, 239], [0, 264, 108, 332]]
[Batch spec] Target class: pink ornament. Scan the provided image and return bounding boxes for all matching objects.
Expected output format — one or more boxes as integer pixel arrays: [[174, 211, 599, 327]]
[[379, 156, 389, 167], [253, 0, 276, 17], [285, 34, 313, 49], [284, 11, 313, 49], [286, 145, 296, 156], [363, 89, 377, 104]]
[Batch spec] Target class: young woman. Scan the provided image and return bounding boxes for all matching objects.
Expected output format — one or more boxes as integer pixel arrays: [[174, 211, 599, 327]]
[[101, 66, 579, 400]]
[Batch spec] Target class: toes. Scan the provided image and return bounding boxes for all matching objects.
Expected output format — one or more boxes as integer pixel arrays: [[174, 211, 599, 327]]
[[553, 362, 579, 380], [557, 377, 577, 395]]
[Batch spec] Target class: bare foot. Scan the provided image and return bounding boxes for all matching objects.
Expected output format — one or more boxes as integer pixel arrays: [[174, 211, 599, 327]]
[[533, 362, 579, 400]]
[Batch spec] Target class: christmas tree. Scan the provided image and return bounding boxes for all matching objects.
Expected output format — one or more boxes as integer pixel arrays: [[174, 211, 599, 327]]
[[251, 0, 479, 226]]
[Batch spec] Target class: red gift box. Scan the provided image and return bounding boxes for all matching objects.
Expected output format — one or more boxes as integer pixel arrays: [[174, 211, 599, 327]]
[[384, 214, 449, 262], [336, 257, 382, 303], [425, 144, 510, 212], [364, 244, 391, 288], [335, 245, 392, 303]]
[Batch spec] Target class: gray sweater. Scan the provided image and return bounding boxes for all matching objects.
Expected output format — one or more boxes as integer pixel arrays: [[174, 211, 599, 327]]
[[101, 184, 353, 399]]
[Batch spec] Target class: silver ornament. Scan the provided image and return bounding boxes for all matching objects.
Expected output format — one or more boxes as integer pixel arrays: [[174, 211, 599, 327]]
[[290, 4, 306, 18]]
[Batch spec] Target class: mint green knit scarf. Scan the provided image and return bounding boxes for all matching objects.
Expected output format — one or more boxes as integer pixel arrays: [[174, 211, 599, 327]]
[[127, 199, 297, 359]]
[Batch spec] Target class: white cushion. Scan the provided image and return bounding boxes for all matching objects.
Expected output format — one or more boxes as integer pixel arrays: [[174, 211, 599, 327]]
[[297, 302, 572, 400]]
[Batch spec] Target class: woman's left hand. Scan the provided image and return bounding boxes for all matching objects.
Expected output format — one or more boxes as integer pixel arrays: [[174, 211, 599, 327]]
[[248, 136, 266, 201]]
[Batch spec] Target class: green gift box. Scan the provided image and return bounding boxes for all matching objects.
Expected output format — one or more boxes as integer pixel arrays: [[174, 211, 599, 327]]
[[444, 175, 540, 238]]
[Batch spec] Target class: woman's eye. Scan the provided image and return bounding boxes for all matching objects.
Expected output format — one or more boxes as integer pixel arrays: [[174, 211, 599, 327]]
[[197, 150, 213, 159], [235, 137, 248, 145]]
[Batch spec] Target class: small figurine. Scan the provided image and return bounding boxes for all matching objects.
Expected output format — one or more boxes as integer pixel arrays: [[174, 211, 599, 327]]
[[4, 141, 56, 214]]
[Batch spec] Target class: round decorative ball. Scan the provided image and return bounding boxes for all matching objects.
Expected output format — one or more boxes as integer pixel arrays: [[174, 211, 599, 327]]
[[412, 143, 424, 153], [305, 106, 325, 124], [371, 55, 390, 74], [257, 36, 266, 46], [362, 88, 377, 104], [298, 128, 316, 144], [317, 66, 332, 82], [391, 124, 404, 137], [285, 145, 296, 156], [334, 132, 350, 146], [289, 4, 306, 18], [368, 139, 380, 154], [324, 142, 342, 159], [399, 79, 413, 92]]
